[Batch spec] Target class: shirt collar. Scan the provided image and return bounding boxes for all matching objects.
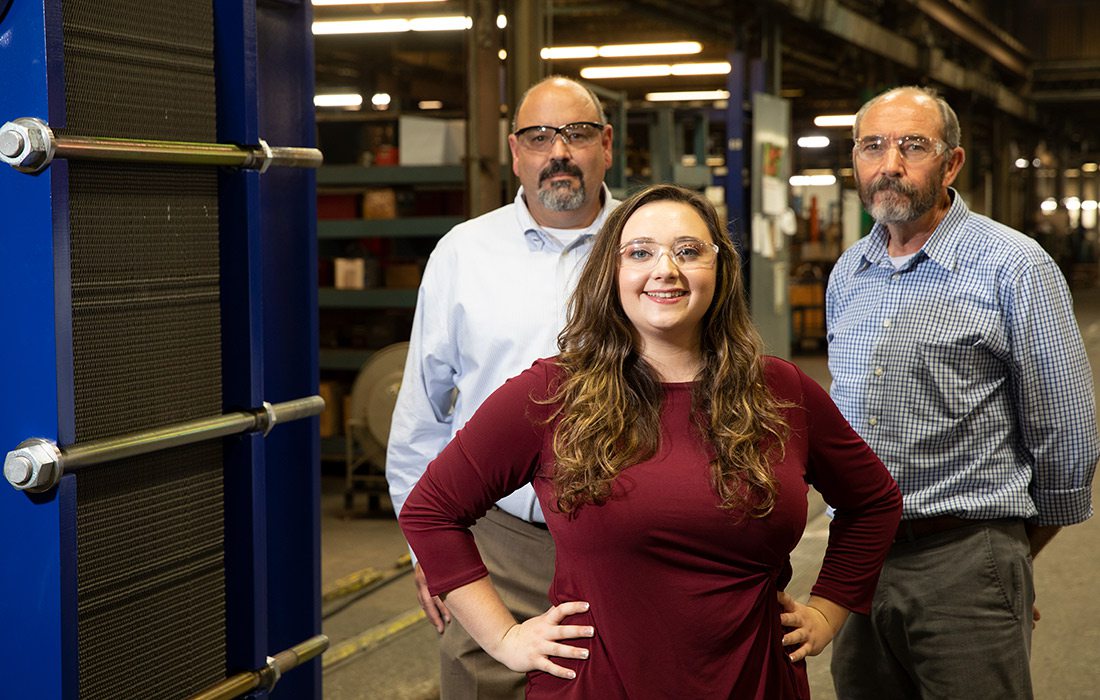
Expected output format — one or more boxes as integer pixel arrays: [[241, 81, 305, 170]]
[[515, 183, 614, 253], [859, 188, 970, 273]]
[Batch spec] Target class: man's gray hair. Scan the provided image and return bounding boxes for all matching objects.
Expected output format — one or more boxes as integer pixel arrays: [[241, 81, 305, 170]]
[[852, 86, 961, 150], [511, 76, 607, 132]]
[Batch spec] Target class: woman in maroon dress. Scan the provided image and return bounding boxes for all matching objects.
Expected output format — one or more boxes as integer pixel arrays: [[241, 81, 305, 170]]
[[399, 184, 901, 698]]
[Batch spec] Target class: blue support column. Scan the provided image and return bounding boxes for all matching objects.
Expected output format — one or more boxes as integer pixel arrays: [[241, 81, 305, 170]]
[[0, 1, 73, 698], [725, 51, 747, 259]]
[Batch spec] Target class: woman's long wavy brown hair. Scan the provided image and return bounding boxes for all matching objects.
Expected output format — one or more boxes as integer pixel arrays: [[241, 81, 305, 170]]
[[547, 184, 788, 517]]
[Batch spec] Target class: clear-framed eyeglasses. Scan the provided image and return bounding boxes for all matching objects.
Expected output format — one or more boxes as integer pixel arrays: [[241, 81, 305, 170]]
[[618, 238, 719, 271], [512, 122, 605, 152], [854, 135, 949, 164]]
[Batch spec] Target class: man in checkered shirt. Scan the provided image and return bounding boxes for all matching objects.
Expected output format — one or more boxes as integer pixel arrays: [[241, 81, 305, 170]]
[[827, 86, 1098, 699]]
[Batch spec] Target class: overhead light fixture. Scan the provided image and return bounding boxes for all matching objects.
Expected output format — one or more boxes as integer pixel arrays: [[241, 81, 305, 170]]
[[790, 174, 837, 187], [541, 46, 600, 60], [542, 41, 702, 61], [314, 93, 363, 108], [813, 114, 856, 128], [581, 61, 730, 79], [1064, 196, 1081, 211], [797, 136, 830, 149], [312, 15, 472, 34], [645, 90, 730, 102], [1014, 158, 1029, 168], [418, 100, 443, 110], [313, 0, 444, 5], [1083, 162, 1099, 173], [1040, 198, 1057, 213], [371, 93, 391, 110], [497, 14, 507, 29]]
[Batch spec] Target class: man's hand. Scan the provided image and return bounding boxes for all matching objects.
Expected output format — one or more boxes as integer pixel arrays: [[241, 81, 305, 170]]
[[778, 592, 847, 662], [414, 562, 451, 634], [485, 601, 594, 680]]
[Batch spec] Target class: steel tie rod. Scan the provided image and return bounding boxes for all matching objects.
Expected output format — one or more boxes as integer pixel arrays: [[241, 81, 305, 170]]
[[3, 396, 325, 493], [0, 117, 323, 173], [185, 634, 330, 700]]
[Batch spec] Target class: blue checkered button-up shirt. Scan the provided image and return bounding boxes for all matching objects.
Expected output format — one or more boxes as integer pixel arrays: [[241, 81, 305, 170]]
[[827, 190, 1098, 525]]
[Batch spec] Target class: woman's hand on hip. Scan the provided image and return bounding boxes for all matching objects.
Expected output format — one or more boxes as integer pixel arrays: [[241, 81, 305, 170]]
[[487, 601, 594, 679]]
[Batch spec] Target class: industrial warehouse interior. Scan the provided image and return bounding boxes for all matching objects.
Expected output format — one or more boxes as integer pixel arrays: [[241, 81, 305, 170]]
[[1, 0, 1099, 699]]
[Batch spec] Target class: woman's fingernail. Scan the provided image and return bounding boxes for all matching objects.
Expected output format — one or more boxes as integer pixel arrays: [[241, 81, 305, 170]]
[[580, 649, 589, 659], [587, 627, 595, 636], [568, 670, 576, 679], [582, 602, 590, 610]]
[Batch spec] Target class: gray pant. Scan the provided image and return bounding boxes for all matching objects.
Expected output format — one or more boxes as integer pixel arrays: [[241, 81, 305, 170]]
[[439, 507, 555, 700], [831, 520, 1034, 700]]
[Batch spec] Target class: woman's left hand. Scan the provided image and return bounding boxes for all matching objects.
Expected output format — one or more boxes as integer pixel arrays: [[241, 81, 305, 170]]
[[777, 592, 848, 662]]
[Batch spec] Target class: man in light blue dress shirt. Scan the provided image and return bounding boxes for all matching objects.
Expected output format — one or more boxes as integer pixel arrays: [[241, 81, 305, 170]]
[[827, 86, 1098, 699], [386, 76, 618, 699]]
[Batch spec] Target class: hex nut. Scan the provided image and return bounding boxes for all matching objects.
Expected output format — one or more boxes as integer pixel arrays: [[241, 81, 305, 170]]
[[0, 118, 55, 172], [4, 439, 62, 492]]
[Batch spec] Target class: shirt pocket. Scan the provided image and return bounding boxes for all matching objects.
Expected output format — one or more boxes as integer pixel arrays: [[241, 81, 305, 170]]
[[914, 338, 999, 421]]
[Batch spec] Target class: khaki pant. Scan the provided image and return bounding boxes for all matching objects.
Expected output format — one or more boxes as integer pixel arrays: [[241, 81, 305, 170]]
[[439, 508, 555, 700]]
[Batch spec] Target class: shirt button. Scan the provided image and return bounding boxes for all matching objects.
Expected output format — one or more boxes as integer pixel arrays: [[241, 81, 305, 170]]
[[891, 273, 900, 281], [882, 318, 892, 328], [868, 416, 879, 427], [874, 366, 884, 377]]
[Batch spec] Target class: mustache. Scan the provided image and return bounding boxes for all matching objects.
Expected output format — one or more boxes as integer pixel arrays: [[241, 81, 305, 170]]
[[865, 176, 918, 198], [539, 159, 584, 184]]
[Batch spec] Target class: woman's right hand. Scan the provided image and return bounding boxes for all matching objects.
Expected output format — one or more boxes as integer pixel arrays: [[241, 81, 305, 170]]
[[486, 601, 595, 680]]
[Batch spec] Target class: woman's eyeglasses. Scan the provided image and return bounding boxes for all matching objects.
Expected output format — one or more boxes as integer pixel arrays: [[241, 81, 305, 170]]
[[619, 239, 719, 270]]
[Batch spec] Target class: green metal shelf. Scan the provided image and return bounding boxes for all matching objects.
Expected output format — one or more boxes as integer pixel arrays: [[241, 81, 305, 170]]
[[317, 164, 465, 186], [318, 216, 461, 239], [318, 287, 418, 308], [319, 348, 375, 371]]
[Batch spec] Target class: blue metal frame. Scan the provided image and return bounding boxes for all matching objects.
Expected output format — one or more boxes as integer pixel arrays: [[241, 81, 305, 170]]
[[214, 0, 320, 697], [0, 0, 76, 696]]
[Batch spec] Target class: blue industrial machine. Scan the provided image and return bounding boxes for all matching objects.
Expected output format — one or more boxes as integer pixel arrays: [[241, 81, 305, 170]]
[[0, 1, 324, 698]]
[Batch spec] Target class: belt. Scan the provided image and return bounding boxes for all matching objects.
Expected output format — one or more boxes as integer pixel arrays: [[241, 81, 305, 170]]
[[893, 515, 990, 544]]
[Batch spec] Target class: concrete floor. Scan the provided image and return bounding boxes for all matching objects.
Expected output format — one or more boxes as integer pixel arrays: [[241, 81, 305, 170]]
[[319, 289, 1100, 700]]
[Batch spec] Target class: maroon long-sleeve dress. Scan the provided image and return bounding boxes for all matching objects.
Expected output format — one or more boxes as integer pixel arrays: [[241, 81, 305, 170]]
[[399, 357, 901, 699]]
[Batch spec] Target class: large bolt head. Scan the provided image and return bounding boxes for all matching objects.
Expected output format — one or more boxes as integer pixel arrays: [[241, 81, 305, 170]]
[[4, 439, 62, 492], [0, 118, 55, 172]]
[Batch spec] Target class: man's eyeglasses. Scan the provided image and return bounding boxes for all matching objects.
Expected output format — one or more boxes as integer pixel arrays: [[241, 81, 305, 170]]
[[619, 238, 719, 271], [854, 135, 949, 164], [513, 122, 605, 152]]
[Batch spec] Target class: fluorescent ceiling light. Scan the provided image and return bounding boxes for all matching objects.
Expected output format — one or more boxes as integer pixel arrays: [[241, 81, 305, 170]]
[[497, 14, 507, 29], [670, 62, 730, 76], [312, 15, 471, 34], [813, 114, 856, 128], [797, 136, 830, 149], [1040, 198, 1057, 213], [541, 46, 600, 60], [418, 100, 443, 110], [314, 93, 363, 108], [581, 62, 729, 79], [1083, 200, 1099, 211], [582, 64, 671, 79], [371, 92, 391, 108], [1014, 158, 1029, 168], [313, 0, 444, 5], [598, 41, 702, 57], [645, 90, 730, 102], [1064, 197, 1081, 211], [542, 41, 702, 60], [790, 174, 837, 187], [409, 16, 472, 31], [1083, 162, 1099, 172]]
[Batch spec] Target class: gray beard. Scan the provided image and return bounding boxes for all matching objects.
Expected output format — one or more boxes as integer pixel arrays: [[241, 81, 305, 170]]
[[538, 181, 586, 212], [859, 172, 942, 224]]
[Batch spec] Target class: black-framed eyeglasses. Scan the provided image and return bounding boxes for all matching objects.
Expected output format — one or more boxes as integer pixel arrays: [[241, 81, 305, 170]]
[[512, 122, 605, 152], [854, 135, 949, 164]]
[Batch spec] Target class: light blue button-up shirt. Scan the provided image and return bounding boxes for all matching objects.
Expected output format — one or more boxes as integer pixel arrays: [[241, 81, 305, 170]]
[[386, 186, 618, 523], [827, 190, 1098, 525]]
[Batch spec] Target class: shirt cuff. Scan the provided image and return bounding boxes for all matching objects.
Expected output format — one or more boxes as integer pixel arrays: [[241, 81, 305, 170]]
[[1030, 485, 1094, 526]]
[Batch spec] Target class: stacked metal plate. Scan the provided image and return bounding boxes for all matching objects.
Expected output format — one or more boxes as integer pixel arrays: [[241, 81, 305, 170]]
[[60, 0, 226, 697]]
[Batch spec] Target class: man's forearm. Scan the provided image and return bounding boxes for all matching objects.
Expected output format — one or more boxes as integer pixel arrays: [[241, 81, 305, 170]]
[[1025, 523, 1062, 559]]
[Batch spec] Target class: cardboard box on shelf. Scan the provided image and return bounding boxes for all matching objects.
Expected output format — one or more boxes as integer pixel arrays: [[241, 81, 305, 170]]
[[319, 380, 344, 438], [334, 258, 366, 290], [384, 261, 421, 289], [362, 188, 397, 219]]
